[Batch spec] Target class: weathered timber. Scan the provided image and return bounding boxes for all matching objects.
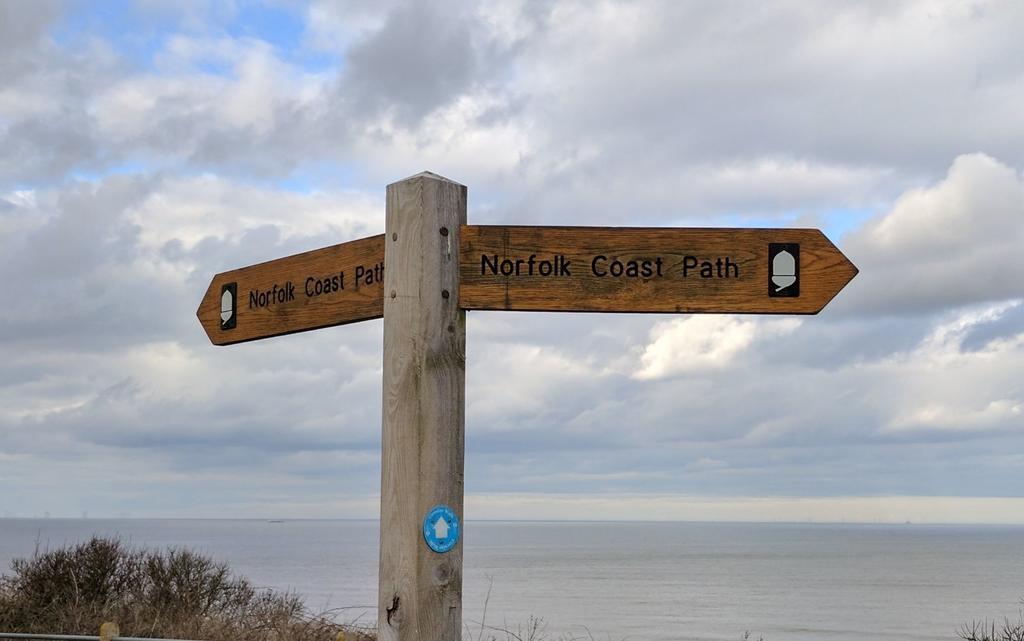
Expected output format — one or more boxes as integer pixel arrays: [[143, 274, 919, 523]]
[[379, 173, 467, 641], [196, 235, 384, 345], [459, 225, 857, 314]]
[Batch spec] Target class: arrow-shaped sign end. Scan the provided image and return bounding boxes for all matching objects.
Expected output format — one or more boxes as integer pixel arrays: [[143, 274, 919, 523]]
[[811, 229, 859, 314], [196, 275, 233, 346]]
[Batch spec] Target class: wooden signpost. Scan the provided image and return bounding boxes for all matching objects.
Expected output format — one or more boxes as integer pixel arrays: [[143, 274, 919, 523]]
[[197, 172, 858, 641], [197, 235, 385, 345], [460, 225, 856, 315]]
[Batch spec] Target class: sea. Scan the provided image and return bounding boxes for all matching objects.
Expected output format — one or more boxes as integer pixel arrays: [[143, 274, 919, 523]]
[[0, 519, 1021, 641]]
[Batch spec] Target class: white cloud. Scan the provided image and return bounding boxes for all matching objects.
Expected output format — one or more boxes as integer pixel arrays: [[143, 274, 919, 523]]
[[876, 302, 1024, 435], [128, 174, 383, 252], [889, 399, 1022, 433], [869, 155, 1021, 255], [837, 153, 1024, 315], [469, 342, 595, 422], [634, 315, 802, 379]]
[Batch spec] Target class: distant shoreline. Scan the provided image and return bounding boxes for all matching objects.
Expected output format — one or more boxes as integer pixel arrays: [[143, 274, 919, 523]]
[[4, 516, 1024, 526]]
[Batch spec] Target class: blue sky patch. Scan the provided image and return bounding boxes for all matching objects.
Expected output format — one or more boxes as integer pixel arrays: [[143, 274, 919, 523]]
[[53, 1, 341, 75]]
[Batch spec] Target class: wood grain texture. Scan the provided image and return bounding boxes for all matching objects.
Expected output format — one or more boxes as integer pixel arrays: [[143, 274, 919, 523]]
[[379, 173, 467, 641], [196, 235, 384, 345], [459, 226, 858, 314]]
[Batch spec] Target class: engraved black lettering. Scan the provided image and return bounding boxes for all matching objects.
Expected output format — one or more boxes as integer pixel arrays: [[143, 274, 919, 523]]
[[724, 257, 738, 277]]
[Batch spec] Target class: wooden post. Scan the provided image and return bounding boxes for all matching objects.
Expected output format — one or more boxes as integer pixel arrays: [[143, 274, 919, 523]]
[[379, 172, 467, 641]]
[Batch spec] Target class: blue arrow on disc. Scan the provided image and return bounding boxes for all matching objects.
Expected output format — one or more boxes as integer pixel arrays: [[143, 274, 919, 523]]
[[423, 505, 460, 553]]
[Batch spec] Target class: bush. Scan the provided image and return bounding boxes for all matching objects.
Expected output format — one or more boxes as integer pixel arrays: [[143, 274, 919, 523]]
[[0, 536, 373, 641], [959, 608, 1024, 641]]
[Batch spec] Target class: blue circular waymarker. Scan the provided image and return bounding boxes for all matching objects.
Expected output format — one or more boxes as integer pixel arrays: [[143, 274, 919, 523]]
[[423, 505, 460, 553]]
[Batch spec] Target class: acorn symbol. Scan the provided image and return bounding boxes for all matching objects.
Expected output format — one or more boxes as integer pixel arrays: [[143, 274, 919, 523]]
[[221, 290, 233, 323], [220, 283, 237, 330], [771, 250, 797, 292]]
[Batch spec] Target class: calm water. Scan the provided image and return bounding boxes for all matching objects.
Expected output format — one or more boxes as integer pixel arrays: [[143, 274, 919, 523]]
[[1, 519, 1022, 641]]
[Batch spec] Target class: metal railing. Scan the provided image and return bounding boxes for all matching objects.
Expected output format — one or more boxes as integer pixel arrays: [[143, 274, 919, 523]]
[[0, 628, 349, 641], [0, 630, 203, 634]]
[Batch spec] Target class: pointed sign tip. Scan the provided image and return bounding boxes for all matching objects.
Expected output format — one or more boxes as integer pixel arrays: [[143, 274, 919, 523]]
[[196, 276, 219, 344], [390, 170, 464, 187]]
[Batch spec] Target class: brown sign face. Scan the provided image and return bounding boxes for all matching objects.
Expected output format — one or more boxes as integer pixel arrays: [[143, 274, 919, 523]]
[[199, 225, 858, 345], [459, 226, 857, 315], [197, 234, 385, 345]]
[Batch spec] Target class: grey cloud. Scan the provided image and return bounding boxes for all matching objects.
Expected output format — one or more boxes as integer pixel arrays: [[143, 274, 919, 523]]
[[342, 2, 480, 125], [2, 319, 387, 493], [467, 431, 1024, 497], [0, 176, 171, 350], [960, 303, 1024, 351], [0, 0, 60, 77], [753, 316, 933, 370], [525, 2, 1024, 166], [322, 0, 549, 128], [22, 177, 151, 274], [0, 110, 101, 186]]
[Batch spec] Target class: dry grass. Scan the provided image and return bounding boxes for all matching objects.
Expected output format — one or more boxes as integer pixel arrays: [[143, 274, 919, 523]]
[[0, 536, 373, 641], [959, 607, 1024, 641], [0, 538, 608, 641]]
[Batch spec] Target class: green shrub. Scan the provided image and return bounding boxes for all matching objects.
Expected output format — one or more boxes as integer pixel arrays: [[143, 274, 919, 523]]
[[0, 536, 372, 641]]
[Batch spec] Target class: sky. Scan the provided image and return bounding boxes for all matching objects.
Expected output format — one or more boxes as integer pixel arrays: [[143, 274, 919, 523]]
[[1, 0, 1023, 523]]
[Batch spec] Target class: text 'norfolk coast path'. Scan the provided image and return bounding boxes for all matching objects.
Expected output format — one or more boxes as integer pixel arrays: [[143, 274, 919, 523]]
[[198, 224, 857, 345], [459, 225, 857, 315], [197, 234, 385, 345]]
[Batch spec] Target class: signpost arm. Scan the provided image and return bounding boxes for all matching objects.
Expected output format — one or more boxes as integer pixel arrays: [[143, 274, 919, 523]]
[[379, 172, 467, 641]]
